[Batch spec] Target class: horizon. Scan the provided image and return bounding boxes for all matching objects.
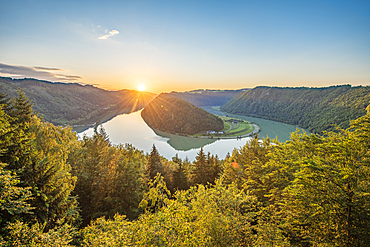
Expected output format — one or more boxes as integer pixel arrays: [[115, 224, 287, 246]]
[[2, 76, 368, 94], [1, 0, 369, 93]]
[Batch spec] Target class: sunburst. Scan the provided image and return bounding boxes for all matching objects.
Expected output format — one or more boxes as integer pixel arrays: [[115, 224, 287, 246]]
[[138, 84, 145, 91]]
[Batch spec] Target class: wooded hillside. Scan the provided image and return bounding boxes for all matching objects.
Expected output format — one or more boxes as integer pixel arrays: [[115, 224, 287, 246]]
[[1, 90, 369, 246], [0, 77, 156, 126], [168, 88, 248, 106], [141, 93, 224, 135], [221, 85, 370, 133]]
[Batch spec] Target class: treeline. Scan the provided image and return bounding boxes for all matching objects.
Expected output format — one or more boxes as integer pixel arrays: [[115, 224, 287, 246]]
[[1, 90, 369, 246], [141, 93, 224, 135], [0, 77, 156, 126], [169, 88, 248, 106], [221, 85, 370, 133]]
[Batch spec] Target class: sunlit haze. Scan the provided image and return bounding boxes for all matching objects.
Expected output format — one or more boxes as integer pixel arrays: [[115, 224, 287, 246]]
[[1, 0, 369, 93]]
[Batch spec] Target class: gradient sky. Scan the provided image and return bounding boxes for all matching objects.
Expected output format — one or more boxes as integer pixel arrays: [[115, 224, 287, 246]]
[[1, 0, 369, 93]]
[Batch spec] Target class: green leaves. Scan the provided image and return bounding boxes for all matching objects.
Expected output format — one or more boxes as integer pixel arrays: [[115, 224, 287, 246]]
[[3, 221, 76, 246], [0, 163, 33, 217], [280, 121, 370, 245], [80, 215, 132, 247], [72, 132, 146, 226], [140, 174, 171, 212], [1, 86, 369, 246]]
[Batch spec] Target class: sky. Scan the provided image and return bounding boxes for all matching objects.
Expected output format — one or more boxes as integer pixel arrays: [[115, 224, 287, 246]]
[[0, 0, 369, 93]]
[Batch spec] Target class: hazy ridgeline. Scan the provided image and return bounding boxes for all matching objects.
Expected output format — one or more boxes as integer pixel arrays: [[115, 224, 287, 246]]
[[0, 87, 369, 246], [168, 88, 249, 107]]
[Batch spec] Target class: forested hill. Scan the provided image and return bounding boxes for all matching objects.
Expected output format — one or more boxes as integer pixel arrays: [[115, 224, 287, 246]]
[[168, 88, 249, 106], [1, 80, 370, 246], [221, 85, 370, 133], [0, 77, 156, 126], [141, 93, 224, 135]]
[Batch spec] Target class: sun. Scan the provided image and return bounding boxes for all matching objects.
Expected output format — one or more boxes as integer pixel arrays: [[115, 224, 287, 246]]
[[138, 84, 145, 91]]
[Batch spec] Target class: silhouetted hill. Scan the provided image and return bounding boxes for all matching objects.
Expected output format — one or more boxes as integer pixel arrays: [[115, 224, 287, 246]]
[[221, 85, 370, 133], [141, 93, 224, 135], [168, 89, 249, 106], [0, 77, 156, 127]]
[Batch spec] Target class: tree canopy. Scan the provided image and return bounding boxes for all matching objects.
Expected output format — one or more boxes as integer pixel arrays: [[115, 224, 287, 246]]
[[221, 85, 370, 133], [0, 87, 369, 246], [141, 93, 224, 135]]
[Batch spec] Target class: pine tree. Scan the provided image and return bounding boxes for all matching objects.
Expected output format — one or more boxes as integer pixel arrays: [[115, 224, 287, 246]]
[[71, 129, 111, 226], [172, 154, 189, 191], [207, 153, 221, 184], [0, 89, 33, 172], [146, 144, 163, 181], [0, 104, 33, 233], [97, 125, 111, 146], [0, 87, 10, 111], [21, 118, 80, 230], [139, 174, 171, 213], [9, 88, 33, 124], [1, 90, 79, 231], [191, 147, 211, 185]]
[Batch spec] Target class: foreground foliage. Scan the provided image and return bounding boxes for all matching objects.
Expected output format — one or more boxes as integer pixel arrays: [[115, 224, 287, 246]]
[[81, 178, 290, 247], [0, 88, 369, 246]]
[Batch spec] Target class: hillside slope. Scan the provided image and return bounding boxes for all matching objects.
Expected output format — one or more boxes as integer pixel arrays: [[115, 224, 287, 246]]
[[168, 89, 249, 106], [0, 77, 156, 126], [141, 93, 224, 135], [221, 85, 370, 133]]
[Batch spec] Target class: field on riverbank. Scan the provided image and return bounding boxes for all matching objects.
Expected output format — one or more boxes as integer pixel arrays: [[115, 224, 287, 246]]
[[192, 115, 257, 139]]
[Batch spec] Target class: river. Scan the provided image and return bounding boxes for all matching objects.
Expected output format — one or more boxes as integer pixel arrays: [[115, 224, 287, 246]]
[[79, 107, 308, 161]]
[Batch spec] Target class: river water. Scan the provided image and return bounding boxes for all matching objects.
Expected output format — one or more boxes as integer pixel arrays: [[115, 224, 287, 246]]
[[79, 107, 308, 161]]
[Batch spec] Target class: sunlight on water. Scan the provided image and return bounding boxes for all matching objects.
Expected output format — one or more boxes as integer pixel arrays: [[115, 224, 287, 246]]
[[79, 109, 307, 161]]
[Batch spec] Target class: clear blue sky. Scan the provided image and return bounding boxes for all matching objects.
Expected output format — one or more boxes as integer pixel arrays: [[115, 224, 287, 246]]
[[0, 0, 369, 92]]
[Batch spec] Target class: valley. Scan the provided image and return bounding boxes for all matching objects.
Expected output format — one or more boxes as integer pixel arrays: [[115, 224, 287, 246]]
[[0, 77, 156, 128], [221, 85, 370, 133], [1, 78, 369, 246], [2, 1, 369, 245]]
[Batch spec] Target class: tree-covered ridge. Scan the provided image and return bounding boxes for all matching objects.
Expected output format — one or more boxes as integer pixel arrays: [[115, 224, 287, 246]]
[[0, 77, 156, 126], [221, 85, 370, 133], [141, 93, 224, 135], [168, 88, 249, 106]]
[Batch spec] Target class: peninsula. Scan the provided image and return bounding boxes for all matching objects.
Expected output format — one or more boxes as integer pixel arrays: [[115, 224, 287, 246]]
[[141, 94, 259, 139]]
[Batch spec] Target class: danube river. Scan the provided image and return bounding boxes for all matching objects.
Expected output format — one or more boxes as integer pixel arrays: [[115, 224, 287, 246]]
[[79, 107, 308, 161]]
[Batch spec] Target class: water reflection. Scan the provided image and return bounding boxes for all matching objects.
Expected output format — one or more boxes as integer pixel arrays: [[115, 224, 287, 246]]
[[79, 108, 308, 161], [152, 129, 217, 151], [202, 106, 309, 142]]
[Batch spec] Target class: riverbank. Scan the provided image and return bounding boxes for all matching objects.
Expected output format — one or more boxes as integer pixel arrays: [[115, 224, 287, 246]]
[[198, 123, 260, 139], [152, 115, 260, 140]]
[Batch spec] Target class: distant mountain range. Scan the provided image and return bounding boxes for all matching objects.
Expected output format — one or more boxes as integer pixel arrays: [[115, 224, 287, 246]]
[[221, 85, 370, 133], [0, 77, 156, 129], [141, 93, 224, 135]]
